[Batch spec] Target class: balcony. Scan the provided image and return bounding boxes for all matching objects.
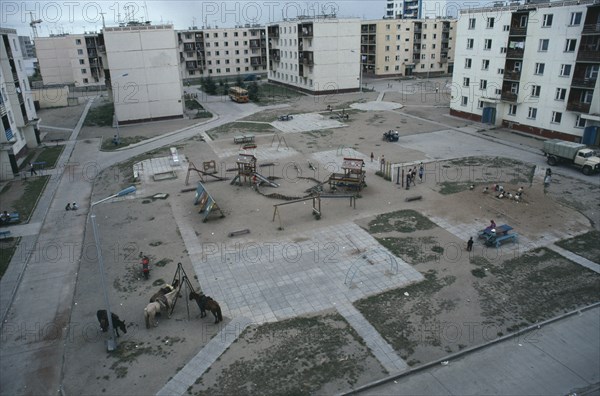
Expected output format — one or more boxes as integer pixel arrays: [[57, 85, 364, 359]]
[[300, 24, 313, 38], [577, 51, 600, 62], [567, 101, 591, 113], [509, 26, 527, 36], [183, 43, 196, 51], [503, 70, 521, 81], [269, 49, 280, 61], [501, 91, 518, 102], [571, 78, 597, 88], [250, 56, 263, 66], [250, 39, 261, 48], [186, 61, 198, 70], [582, 23, 600, 35], [268, 26, 279, 38], [300, 51, 314, 66], [506, 48, 524, 59], [0, 102, 6, 117], [4, 127, 14, 141]]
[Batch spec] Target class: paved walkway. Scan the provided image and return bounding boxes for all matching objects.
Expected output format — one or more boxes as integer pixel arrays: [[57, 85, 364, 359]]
[[549, 245, 600, 274], [353, 306, 600, 396]]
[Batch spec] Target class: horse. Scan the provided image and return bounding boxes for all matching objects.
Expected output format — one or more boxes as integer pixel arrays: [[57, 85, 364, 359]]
[[144, 288, 179, 329], [189, 290, 223, 324], [149, 279, 180, 303], [96, 310, 127, 337]]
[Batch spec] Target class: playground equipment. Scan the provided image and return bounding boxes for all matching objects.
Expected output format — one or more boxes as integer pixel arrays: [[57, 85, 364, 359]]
[[185, 161, 228, 185], [165, 262, 202, 320], [327, 158, 367, 192], [230, 153, 279, 187], [194, 182, 225, 222], [272, 192, 356, 230]]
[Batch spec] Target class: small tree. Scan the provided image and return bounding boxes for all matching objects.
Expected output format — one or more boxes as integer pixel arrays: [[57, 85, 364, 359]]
[[202, 76, 217, 95], [248, 81, 260, 102], [235, 75, 245, 89]]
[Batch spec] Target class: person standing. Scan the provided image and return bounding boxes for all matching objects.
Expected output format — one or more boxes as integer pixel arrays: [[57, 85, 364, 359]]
[[29, 162, 37, 176], [411, 168, 417, 186], [370, 152, 374, 162], [418, 163, 424, 182], [467, 237, 474, 252]]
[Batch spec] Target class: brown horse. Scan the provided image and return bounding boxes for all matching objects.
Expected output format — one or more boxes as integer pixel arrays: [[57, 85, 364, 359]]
[[149, 279, 180, 303], [189, 291, 223, 324]]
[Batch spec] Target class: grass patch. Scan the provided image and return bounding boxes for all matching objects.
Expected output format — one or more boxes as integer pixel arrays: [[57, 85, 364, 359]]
[[555, 231, 600, 264], [376, 236, 442, 264], [0, 237, 21, 279], [34, 145, 64, 168], [256, 83, 304, 105], [471, 268, 487, 278], [84, 102, 114, 127], [367, 210, 436, 233], [206, 122, 276, 139], [12, 176, 50, 222], [101, 136, 147, 151], [191, 313, 385, 395], [185, 99, 203, 110]]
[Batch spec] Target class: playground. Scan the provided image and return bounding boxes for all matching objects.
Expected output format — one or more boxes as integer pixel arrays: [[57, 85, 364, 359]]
[[60, 84, 600, 395]]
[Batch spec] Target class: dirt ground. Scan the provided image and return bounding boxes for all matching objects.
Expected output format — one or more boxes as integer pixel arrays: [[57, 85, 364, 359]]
[[60, 89, 600, 395]]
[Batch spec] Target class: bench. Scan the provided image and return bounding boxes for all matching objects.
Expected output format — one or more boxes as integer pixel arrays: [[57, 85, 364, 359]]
[[486, 233, 518, 248], [170, 147, 181, 167], [233, 134, 255, 144], [0, 212, 20, 227], [0, 231, 12, 239]]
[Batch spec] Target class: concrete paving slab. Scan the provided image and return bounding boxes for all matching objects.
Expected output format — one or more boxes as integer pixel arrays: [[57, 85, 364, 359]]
[[351, 101, 402, 111], [271, 113, 346, 133], [549, 245, 600, 273], [311, 148, 380, 173]]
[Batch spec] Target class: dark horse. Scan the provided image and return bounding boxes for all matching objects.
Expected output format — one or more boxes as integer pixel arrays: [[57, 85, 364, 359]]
[[189, 291, 223, 324], [150, 279, 180, 303], [96, 310, 127, 337]]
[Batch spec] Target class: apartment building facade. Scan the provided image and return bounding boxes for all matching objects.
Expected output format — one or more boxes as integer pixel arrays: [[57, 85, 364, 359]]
[[1, 28, 39, 181], [35, 33, 105, 87], [101, 24, 184, 124], [361, 18, 455, 77], [18, 36, 36, 58], [267, 18, 361, 94], [450, 1, 600, 143], [177, 25, 268, 80], [386, 0, 423, 19]]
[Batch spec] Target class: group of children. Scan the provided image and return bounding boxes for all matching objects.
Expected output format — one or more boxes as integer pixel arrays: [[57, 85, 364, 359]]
[[405, 163, 425, 190], [65, 202, 79, 211]]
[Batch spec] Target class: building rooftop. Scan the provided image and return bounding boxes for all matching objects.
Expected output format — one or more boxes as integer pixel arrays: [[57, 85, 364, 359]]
[[459, 0, 597, 14]]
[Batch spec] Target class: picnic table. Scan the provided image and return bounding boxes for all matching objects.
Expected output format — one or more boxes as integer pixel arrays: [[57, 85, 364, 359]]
[[478, 224, 518, 248], [478, 224, 512, 239]]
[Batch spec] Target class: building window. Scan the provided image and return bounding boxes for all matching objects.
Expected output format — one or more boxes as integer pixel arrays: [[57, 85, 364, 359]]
[[585, 65, 599, 79], [81, 68, 87, 74], [508, 104, 517, 116], [531, 85, 541, 98], [465, 58, 472, 68], [560, 64, 572, 77], [215, 51, 220, 56], [468, 18, 476, 29], [77, 49, 83, 55], [555, 88, 567, 101], [520, 15, 528, 27], [575, 115, 586, 128], [495, 88, 502, 95], [422, 44, 426, 50], [511, 82, 519, 94], [79, 59, 85, 65], [538, 39, 549, 52], [75, 39, 81, 45], [385, 45, 390, 51], [543, 14, 553, 27], [500, 47, 507, 54], [484, 39, 492, 50], [534, 63, 545, 75], [384, 66, 389, 71], [480, 80, 487, 90], [498, 68, 504, 74], [431, 54, 435, 59], [461, 96, 468, 106], [213, 33, 218, 38], [478, 100, 484, 109], [582, 90, 593, 103], [396, 35, 401, 40], [384, 56, 390, 62], [503, 25, 509, 31], [564, 39, 577, 52], [528, 107, 537, 119], [482, 59, 489, 70], [385, 35, 390, 41], [551, 111, 562, 124], [569, 12, 582, 26], [396, 45, 401, 50], [463, 77, 470, 87], [467, 38, 474, 49], [487, 18, 495, 28], [83, 78, 88, 84]]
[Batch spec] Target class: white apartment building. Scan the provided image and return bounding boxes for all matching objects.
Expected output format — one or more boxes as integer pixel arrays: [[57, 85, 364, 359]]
[[386, 0, 423, 19], [267, 18, 361, 94], [35, 33, 105, 87], [361, 18, 455, 77], [1, 28, 39, 181], [101, 24, 184, 124], [451, 0, 600, 143], [177, 25, 268, 80]]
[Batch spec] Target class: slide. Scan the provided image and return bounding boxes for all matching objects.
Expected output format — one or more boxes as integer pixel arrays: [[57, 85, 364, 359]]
[[253, 172, 279, 188]]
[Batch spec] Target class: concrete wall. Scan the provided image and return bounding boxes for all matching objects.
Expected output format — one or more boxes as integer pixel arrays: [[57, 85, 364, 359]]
[[32, 86, 69, 108], [103, 25, 184, 123]]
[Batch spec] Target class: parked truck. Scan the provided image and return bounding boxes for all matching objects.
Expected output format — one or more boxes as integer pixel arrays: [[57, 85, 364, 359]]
[[542, 139, 600, 175]]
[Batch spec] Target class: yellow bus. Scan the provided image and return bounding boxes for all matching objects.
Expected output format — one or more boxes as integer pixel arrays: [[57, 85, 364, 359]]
[[228, 86, 249, 103]]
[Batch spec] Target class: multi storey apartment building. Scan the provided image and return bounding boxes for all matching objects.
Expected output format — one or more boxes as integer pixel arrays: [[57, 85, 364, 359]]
[[385, 0, 423, 19], [35, 33, 105, 87], [267, 17, 361, 94], [100, 24, 184, 124], [361, 18, 455, 77], [177, 25, 268, 80], [1, 28, 39, 181], [450, 0, 600, 143], [18, 36, 36, 58]]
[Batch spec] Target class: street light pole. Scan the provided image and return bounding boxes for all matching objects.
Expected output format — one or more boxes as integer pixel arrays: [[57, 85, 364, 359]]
[[351, 49, 363, 93], [90, 185, 136, 352], [112, 73, 129, 142]]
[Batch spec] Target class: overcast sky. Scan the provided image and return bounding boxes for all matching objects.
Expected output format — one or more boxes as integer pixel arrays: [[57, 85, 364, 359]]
[[1, 1, 487, 37]]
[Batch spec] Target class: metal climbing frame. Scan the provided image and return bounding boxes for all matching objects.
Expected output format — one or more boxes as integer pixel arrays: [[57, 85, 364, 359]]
[[168, 262, 200, 320]]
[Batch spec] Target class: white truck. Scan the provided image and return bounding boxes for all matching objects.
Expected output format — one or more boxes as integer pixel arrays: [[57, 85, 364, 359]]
[[542, 139, 600, 175]]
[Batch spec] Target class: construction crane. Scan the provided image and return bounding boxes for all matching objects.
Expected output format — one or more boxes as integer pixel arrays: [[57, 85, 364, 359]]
[[29, 12, 42, 38]]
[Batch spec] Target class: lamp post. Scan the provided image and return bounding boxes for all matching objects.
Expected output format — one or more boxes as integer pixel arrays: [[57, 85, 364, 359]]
[[112, 73, 129, 142], [90, 185, 136, 351]]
